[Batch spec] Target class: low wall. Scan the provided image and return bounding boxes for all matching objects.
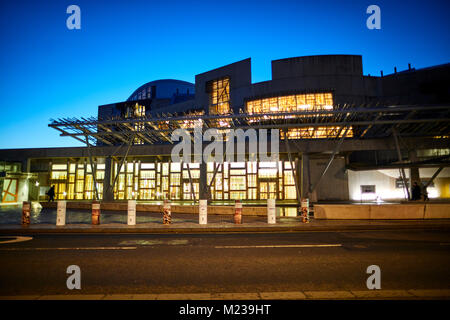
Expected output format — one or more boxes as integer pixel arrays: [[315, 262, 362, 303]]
[[314, 204, 450, 219], [39, 201, 267, 216]]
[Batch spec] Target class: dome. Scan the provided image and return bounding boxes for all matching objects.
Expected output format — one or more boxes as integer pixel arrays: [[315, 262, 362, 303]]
[[127, 79, 195, 101]]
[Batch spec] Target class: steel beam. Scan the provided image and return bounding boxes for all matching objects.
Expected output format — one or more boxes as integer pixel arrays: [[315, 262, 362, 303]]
[[393, 128, 410, 200]]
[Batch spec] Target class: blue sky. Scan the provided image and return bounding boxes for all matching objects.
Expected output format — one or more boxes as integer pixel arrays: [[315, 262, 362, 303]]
[[0, 0, 449, 149]]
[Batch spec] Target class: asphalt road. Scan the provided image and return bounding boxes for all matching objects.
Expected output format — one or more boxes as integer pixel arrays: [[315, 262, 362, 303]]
[[0, 230, 449, 296]]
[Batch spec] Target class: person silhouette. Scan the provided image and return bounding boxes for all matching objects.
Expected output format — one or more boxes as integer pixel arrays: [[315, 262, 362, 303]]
[[47, 185, 56, 202], [411, 182, 421, 201]]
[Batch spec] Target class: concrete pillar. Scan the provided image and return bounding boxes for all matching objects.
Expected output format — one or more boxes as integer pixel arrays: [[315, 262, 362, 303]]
[[302, 153, 311, 198], [103, 156, 114, 201], [409, 150, 421, 197], [295, 155, 301, 201], [302, 153, 317, 202], [199, 161, 209, 201]]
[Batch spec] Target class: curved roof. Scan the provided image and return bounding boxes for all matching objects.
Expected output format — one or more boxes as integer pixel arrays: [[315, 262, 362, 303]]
[[127, 79, 195, 101]]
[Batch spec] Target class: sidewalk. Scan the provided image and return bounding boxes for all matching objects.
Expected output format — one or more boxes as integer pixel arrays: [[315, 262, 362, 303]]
[[1, 211, 449, 234]]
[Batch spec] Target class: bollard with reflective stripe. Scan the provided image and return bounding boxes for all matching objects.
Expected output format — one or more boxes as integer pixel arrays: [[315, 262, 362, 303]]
[[92, 201, 100, 225], [234, 200, 242, 224], [300, 198, 310, 223], [22, 201, 31, 225], [199, 199, 207, 225], [267, 199, 276, 224], [163, 200, 171, 225], [128, 200, 136, 225], [56, 201, 66, 226]]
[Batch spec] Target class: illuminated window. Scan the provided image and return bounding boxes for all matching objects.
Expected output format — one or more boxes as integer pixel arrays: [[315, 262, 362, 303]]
[[177, 111, 204, 129], [208, 78, 231, 121], [246, 92, 334, 114], [49, 161, 104, 200], [281, 126, 354, 140], [124, 103, 146, 144]]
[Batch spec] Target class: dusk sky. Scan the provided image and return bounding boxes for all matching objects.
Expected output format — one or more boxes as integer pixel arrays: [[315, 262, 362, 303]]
[[0, 0, 448, 149]]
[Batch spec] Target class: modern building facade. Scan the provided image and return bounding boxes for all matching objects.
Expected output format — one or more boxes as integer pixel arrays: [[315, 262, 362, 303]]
[[1, 55, 449, 205]]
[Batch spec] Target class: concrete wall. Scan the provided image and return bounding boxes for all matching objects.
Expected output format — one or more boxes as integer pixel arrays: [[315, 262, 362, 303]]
[[308, 156, 349, 201], [195, 58, 252, 114], [348, 169, 450, 201], [261, 55, 379, 105], [381, 63, 450, 104], [348, 170, 403, 201], [271, 55, 363, 79], [314, 204, 450, 219]]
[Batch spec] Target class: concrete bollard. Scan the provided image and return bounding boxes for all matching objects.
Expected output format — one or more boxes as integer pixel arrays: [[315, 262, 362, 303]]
[[163, 200, 171, 225], [128, 200, 136, 225], [234, 200, 242, 224], [92, 201, 100, 225], [22, 201, 31, 225], [267, 199, 276, 224], [300, 198, 310, 223], [199, 199, 207, 225], [56, 201, 66, 226]]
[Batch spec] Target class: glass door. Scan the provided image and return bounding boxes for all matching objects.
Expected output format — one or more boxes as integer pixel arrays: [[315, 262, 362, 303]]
[[259, 180, 277, 199]]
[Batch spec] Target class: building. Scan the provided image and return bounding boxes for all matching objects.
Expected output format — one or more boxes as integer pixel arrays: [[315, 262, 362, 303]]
[[1, 55, 449, 206]]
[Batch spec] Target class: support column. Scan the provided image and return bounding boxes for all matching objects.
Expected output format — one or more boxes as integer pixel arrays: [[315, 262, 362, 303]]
[[409, 150, 421, 197], [103, 156, 114, 201], [199, 161, 209, 201], [301, 153, 311, 198], [392, 128, 410, 200], [295, 155, 301, 201]]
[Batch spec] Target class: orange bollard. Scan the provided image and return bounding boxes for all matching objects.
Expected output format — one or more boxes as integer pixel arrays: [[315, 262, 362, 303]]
[[163, 200, 172, 225], [22, 201, 31, 225], [234, 200, 242, 224], [92, 201, 100, 225], [300, 198, 310, 223]]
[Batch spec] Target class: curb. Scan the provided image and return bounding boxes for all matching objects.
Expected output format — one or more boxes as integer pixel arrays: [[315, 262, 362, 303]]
[[0, 223, 449, 234]]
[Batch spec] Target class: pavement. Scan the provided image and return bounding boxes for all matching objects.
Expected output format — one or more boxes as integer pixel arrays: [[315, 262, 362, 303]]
[[0, 213, 450, 234]]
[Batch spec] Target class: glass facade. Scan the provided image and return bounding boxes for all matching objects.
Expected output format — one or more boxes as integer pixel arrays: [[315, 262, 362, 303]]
[[1, 178, 18, 203], [48, 159, 298, 201], [125, 102, 146, 145], [246, 93, 334, 114], [207, 161, 297, 201], [49, 162, 105, 200], [246, 92, 353, 139], [281, 126, 353, 139], [208, 77, 231, 130], [113, 161, 201, 201]]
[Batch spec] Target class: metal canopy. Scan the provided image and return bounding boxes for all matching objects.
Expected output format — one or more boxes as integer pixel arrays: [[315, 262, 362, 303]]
[[49, 104, 450, 146]]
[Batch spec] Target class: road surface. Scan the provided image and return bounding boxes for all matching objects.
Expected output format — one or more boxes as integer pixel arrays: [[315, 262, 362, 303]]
[[0, 230, 449, 296]]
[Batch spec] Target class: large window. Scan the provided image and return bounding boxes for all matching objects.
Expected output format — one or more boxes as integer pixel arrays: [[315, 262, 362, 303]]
[[113, 160, 200, 201], [208, 77, 230, 115], [124, 103, 146, 145], [246, 92, 333, 114], [281, 126, 354, 139], [49, 162, 104, 200], [207, 160, 298, 201], [246, 92, 353, 139]]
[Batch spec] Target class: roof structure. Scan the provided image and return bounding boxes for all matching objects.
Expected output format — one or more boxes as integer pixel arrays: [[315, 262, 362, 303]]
[[49, 104, 450, 147]]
